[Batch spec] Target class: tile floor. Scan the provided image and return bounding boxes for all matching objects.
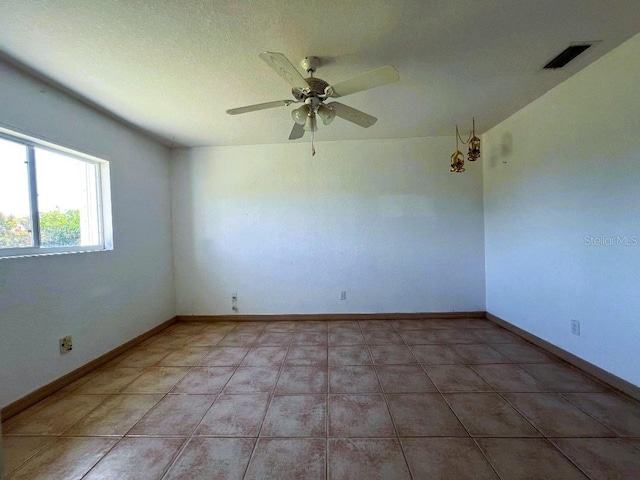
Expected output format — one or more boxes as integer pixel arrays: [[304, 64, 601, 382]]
[[3, 318, 640, 479]]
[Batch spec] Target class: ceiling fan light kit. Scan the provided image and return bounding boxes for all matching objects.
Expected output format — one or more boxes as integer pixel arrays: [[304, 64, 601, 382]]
[[450, 119, 481, 173], [226, 52, 400, 154]]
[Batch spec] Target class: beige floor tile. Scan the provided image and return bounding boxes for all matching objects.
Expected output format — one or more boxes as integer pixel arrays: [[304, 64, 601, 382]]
[[402, 438, 498, 479], [285, 346, 328, 366], [471, 364, 551, 392], [476, 438, 587, 480], [171, 366, 235, 394], [491, 343, 558, 363], [195, 393, 270, 436], [328, 321, 361, 331], [423, 365, 493, 392], [450, 344, 512, 364], [409, 345, 464, 364], [261, 395, 326, 437], [121, 367, 190, 393], [444, 393, 540, 437], [275, 366, 328, 394], [329, 366, 381, 393], [328, 438, 411, 480], [158, 347, 211, 366], [362, 331, 404, 345], [391, 319, 430, 330], [5, 394, 108, 435], [114, 347, 170, 368], [328, 346, 372, 365], [6, 318, 638, 479], [369, 345, 417, 365], [8, 437, 117, 480], [164, 437, 255, 480], [201, 322, 238, 334], [244, 438, 325, 480], [170, 323, 208, 336], [217, 332, 260, 346], [295, 321, 328, 333], [198, 347, 249, 366], [185, 331, 226, 347], [504, 393, 615, 437], [358, 320, 395, 331], [375, 365, 437, 393], [144, 333, 194, 349], [328, 329, 365, 345], [241, 346, 287, 366], [74, 367, 145, 394], [291, 332, 328, 345], [398, 329, 440, 345], [232, 322, 266, 333], [386, 393, 467, 437], [435, 330, 482, 344], [474, 328, 525, 344], [419, 319, 460, 329], [255, 332, 293, 346], [328, 394, 395, 437], [452, 319, 496, 329], [222, 366, 279, 394], [64, 394, 163, 436], [263, 321, 297, 332], [2, 436, 55, 476], [128, 394, 216, 436], [563, 392, 640, 437], [520, 363, 608, 393], [57, 372, 100, 394], [84, 437, 185, 480], [551, 438, 640, 480]]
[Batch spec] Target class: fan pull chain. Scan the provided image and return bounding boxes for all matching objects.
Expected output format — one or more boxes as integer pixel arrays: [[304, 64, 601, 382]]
[[311, 129, 316, 156]]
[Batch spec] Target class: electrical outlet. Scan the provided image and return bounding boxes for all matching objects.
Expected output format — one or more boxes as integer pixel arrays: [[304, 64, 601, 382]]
[[571, 319, 580, 336], [232, 293, 238, 312], [60, 335, 73, 354], [340, 290, 347, 301]]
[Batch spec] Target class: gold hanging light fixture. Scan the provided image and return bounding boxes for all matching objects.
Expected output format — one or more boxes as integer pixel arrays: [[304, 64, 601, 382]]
[[467, 117, 481, 162], [449, 118, 481, 172], [450, 125, 466, 173]]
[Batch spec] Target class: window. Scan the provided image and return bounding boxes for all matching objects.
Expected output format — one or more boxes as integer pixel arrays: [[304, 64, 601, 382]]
[[0, 127, 112, 258]]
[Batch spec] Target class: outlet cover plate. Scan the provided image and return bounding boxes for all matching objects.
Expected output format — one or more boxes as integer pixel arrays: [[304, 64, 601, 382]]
[[571, 320, 580, 336], [60, 335, 73, 354]]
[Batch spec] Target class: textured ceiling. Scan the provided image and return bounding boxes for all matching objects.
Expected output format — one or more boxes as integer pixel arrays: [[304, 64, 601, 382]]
[[0, 0, 639, 148]]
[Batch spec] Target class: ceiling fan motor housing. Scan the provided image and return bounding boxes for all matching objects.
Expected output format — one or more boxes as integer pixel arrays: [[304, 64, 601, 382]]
[[292, 77, 330, 101]]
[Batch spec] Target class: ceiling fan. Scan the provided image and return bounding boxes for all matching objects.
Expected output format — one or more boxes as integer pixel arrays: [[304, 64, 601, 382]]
[[226, 52, 400, 141]]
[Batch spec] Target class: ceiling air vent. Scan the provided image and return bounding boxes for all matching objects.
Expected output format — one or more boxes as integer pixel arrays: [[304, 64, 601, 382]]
[[543, 44, 592, 69]]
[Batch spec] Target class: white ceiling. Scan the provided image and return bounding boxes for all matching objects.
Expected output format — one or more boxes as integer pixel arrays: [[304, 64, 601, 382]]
[[1, 1, 639, 148]]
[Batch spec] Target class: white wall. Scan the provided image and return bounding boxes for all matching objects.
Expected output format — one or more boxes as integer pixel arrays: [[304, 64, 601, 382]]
[[172, 137, 485, 315], [484, 34, 640, 386], [0, 60, 176, 408]]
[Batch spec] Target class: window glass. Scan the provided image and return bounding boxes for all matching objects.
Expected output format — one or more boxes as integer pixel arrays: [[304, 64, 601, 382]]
[[0, 137, 33, 248], [35, 147, 101, 248]]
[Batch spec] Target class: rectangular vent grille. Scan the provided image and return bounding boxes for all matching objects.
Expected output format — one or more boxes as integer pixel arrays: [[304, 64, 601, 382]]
[[544, 44, 592, 69]]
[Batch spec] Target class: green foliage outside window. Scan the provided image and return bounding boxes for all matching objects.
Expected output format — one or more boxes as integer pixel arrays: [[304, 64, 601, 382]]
[[0, 209, 80, 248]]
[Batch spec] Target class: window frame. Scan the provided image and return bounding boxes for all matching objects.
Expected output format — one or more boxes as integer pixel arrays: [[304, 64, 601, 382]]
[[0, 126, 113, 259]]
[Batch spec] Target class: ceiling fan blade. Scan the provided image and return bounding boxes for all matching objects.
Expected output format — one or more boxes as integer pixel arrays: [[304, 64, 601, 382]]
[[289, 122, 305, 140], [328, 102, 378, 128], [226, 99, 295, 115], [329, 65, 399, 98], [259, 52, 310, 91]]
